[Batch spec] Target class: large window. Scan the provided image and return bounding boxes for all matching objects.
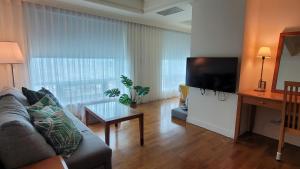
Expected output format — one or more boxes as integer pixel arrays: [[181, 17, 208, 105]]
[[24, 3, 191, 105], [30, 57, 120, 104], [24, 3, 128, 105], [161, 31, 191, 98]]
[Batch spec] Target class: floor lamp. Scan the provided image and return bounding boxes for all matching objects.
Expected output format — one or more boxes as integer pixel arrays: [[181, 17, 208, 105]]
[[0, 42, 24, 87]]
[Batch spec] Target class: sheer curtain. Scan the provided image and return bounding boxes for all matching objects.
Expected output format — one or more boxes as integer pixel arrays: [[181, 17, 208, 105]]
[[127, 24, 191, 101], [24, 2, 191, 107], [161, 31, 191, 98], [126, 23, 164, 101], [24, 3, 129, 106]]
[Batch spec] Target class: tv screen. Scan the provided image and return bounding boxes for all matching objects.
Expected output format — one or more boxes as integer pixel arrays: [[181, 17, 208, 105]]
[[186, 57, 238, 93]]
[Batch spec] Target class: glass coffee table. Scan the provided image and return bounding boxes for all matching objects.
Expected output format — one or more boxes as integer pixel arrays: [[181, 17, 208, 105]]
[[85, 101, 144, 146]]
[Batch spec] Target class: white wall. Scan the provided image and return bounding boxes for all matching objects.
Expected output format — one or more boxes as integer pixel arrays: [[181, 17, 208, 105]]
[[240, 0, 300, 146], [253, 107, 300, 146], [187, 0, 246, 138], [0, 0, 28, 89], [190, 0, 246, 58], [188, 89, 238, 137]]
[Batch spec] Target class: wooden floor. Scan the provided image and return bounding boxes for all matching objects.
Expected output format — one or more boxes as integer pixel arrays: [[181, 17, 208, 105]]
[[88, 98, 300, 169]]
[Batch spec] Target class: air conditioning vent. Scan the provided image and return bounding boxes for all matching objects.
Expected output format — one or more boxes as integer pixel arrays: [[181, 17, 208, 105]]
[[157, 7, 184, 16]]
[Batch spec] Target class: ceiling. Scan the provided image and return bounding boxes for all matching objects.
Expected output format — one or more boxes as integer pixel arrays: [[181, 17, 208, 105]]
[[25, 0, 192, 32]]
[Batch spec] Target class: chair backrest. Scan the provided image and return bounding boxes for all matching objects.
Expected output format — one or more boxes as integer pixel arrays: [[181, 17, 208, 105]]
[[283, 81, 300, 132]]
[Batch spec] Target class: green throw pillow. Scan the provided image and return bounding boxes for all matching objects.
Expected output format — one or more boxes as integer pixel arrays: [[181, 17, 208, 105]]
[[39, 88, 63, 108], [33, 106, 82, 157], [27, 95, 58, 120], [22, 87, 62, 107]]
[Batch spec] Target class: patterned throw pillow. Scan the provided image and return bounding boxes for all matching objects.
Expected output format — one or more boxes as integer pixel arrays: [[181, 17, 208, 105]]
[[39, 88, 62, 108], [22, 87, 62, 107], [27, 95, 59, 120], [33, 106, 82, 157]]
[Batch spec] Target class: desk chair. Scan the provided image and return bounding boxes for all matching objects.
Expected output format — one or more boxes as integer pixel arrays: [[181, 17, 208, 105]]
[[276, 81, 300, 161]]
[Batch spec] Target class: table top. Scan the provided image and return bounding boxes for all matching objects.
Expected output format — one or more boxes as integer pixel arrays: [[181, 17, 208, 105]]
[[85, 101, 142, 122], [21, 156, 68, 169], [238, 90, 284, 102]]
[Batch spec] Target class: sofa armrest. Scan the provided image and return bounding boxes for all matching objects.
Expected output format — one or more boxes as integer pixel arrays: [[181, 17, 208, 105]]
[[20, 156, 68, 169]]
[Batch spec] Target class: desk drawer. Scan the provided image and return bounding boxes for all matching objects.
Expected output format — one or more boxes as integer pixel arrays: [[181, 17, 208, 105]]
[[243, 96, 282, 110]]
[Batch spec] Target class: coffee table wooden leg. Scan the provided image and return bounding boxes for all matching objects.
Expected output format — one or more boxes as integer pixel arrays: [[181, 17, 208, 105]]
[[139, 114, 144, 146], [105, 123, 110, 145]]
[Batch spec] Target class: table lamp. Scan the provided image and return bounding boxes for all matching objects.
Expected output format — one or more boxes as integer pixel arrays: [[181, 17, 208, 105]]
[[0, 42, 24, 87], [255, 46, 271, 92]]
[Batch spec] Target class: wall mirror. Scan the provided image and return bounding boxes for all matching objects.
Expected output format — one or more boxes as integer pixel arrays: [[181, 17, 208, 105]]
[[272, 31, 300, 92]]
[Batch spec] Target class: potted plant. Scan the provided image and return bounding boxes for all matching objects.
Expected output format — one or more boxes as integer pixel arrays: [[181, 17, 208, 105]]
[[104, 75, 150, 108]]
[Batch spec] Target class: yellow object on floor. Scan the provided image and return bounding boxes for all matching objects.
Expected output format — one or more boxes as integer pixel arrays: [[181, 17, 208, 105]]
[[179, 84, 189, 105]]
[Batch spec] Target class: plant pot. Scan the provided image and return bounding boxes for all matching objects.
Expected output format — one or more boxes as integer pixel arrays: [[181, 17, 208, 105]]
[[130, 102, 137, 109]]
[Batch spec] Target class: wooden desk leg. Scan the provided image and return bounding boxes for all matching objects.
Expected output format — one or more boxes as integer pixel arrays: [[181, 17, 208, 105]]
[[105, 123, 110, 145], [139, 114, 144, 146], [249, 105, 257, 133], [234, 95, 243, 143]]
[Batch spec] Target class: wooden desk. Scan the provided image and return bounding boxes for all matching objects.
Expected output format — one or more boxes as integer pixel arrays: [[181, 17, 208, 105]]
[[233, 90, 283, 142], [20, 156, 68, 169]]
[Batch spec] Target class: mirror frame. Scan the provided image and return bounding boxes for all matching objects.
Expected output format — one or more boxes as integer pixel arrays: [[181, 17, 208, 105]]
[[272, 31, 300, 93]]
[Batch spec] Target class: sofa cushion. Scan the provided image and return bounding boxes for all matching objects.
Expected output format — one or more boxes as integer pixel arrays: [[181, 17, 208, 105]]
[[27, 95, 60, 120], [0, 96, 56, 169], [33, 106, 83, 157], [65, 131, 112, 169], [22, 87, 45, 105], [0, 87, 29, 106], [22, 87, 62, 107], [0, 95, 30, 121], [39, 88, 62, 107], [63, 109, 112, 169], [64, 109, 90, 133]]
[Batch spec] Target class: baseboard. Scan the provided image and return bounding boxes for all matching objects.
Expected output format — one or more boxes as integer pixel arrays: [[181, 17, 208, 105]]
[[187, 117, 234, 138]]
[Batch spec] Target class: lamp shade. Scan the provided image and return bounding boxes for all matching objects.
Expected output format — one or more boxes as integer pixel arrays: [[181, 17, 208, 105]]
[[0, 42, 24, 64], [257, 46, 271, 59]]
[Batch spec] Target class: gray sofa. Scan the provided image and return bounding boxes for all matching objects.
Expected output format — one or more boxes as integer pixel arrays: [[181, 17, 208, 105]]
[[0, 94, 112, 169]]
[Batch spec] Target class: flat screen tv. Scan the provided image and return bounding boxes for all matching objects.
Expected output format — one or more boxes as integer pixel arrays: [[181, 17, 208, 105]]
[[186, 57, 238, 93]]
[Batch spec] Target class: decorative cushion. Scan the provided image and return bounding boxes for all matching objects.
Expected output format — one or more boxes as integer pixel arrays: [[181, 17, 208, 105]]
[[39, 88, 62, 107], [26, 95, 59, 120], [33, 106, 82, 157], [0, 96, 55, 169], [22, 87, 62, 107], [22, 87, 45, 105]]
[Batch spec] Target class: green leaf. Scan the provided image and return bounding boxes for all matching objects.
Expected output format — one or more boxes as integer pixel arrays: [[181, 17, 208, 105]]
[[119, 94, 132, 105], [120, 75, 133, 88], [104, 88, 120, 97], [134, 86, 150, 96]]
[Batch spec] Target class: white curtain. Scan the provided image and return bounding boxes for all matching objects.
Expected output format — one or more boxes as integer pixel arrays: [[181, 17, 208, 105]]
[[24, 3, 129, 105], [126, 23, 164, 101], [24, 2, 191, 106], [161, 31, 191, 98], [127, 24, 191, 101]]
